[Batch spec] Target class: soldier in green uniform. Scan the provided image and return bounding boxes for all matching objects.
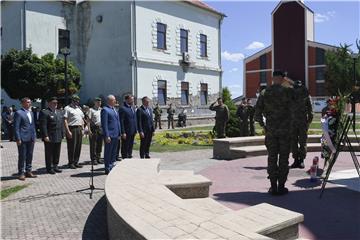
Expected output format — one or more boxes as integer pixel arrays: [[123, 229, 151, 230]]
[[290, 80, 313, 169], [153, 103, 163, 129], [236, 98, 249, 136], [255, 71, 294, 195], [210, 97, 230, 138], [167, 103, 175, 129], [246, 99, 256, 136]]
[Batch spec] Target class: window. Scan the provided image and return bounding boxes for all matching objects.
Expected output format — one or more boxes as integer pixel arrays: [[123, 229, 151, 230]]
[[260, 72, 267, 84], [180, 29, 188, 53], [316, 82, 326, 96], [157, 23, 166, 50], [157, 80, 167, 105], [260, 54, 267, 69], [316, 67, 325, 80], [58, 29, 70, 52], [200, 83, 208, 105], [200, 34, 207, 57], [316, 47, 325, 65], [181, 82, 189, 105]]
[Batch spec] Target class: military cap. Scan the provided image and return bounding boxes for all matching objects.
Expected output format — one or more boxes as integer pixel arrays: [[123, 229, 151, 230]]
[[94, 97, 102, 101], [273, 70, 285, 77], [71, 95, 80, 101], [47, 97, 58, 102]]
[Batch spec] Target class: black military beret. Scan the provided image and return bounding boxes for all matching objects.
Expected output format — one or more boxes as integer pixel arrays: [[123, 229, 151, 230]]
[[47, 97, 58, 102], [273, 70, 285, 77]]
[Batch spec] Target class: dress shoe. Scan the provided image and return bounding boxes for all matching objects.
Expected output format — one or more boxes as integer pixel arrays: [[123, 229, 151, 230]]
[[47, 169, 56, 174], [68, 164, 76, 169], [53, 167, 62, 173], [18, 174, 26, 181], [25, 172, 37, 178], [75, 163, 83, 168], [105, 170, 109, 175], [145, 156, 151, 159]]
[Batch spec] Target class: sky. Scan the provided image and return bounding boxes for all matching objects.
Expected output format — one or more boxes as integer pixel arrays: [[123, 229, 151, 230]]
[[204, 0, 360, 98]]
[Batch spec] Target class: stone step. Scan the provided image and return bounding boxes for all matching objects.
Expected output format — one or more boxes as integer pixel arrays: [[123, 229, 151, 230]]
[[229, 143, 360, 159]]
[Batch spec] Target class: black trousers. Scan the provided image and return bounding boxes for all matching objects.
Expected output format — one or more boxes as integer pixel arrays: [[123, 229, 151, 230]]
[[115, 139, 121, 159], [89, 127, 103, 162], [168, 117, 174, 129], [121, 133, 135, 158], [140, 132, 153, 158], [44, 142, 61, 170], [66, 126, 83, 165]]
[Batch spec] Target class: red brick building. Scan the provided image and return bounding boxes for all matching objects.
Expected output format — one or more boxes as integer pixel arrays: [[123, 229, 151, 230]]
[[244, 0, 336, 98]]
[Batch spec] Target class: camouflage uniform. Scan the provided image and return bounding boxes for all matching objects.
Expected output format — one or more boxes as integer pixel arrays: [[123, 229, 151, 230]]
[[246, 104, 255, 136], [167, 106, 175, 129], [153, 106, 163, 129], [210, 103, 230, 138], [236, 105, 249, 137], [255, 84, 294, 188], [291, 85, 313, 165]]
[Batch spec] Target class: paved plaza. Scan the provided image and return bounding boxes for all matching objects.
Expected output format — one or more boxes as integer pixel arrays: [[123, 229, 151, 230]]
[[1, 140, 360, 240]]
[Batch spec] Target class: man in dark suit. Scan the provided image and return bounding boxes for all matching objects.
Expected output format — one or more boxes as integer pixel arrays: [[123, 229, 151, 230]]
[[136, 96, 155, 159], [119, 94, 137, 159], [39, 97, 64, 174], [101, 95, 121, 174], [14, 97, 37, 181]]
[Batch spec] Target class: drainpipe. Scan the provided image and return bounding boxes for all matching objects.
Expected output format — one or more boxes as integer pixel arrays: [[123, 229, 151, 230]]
[[21, 1, 27, 50], [218, 16, 223, 97], [131, 0, 138, 101]]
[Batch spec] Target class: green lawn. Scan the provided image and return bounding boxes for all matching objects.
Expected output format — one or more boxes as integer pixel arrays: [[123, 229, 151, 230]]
[[132, 143, 212, 152], [168, 126, 213, 132], [1, 184, 29, 200]]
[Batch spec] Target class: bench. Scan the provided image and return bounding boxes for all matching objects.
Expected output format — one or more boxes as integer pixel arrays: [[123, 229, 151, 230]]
[[214, 135, 359, 160], [106, 159, 304, 240]]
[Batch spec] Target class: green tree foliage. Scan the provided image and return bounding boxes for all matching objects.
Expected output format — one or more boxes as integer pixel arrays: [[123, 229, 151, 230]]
[[1, 48, 81, 101], [222, 87, 241, 137], [325, 43, 360, 96]]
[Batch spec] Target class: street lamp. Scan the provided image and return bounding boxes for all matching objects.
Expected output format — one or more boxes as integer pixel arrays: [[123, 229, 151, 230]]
[[60, 47, 71, 105]]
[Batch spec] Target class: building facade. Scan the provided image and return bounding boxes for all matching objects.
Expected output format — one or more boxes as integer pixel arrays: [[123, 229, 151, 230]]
[[1, 0, 225, 118], [243, 0, 336, 99]]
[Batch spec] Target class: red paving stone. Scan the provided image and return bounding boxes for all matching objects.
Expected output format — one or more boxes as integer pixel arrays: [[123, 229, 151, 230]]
[[200, 151, 360, 240]]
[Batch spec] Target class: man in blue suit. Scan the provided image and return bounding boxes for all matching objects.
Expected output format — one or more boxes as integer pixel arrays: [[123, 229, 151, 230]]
[[14, 97, 37, 180], [101, 95, 121, 174], [136, 96, 155, 158], [119, 94, 137, 159]]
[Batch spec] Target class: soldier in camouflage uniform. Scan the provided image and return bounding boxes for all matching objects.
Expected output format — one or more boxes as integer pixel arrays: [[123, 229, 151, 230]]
[[210, 98, 230, 138], [255, 71, 294, 195], [236, 98, 249, 137], [167, 103, 175, 129], [246, 98, 256, 136], [290, 80, 313, 169], [153, 103, 163, 129]]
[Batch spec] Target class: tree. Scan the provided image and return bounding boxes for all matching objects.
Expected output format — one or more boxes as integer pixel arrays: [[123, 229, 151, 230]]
[[1, 48, 81, 101], [325, 43, 360, 96], [222, 87, 241, 137]]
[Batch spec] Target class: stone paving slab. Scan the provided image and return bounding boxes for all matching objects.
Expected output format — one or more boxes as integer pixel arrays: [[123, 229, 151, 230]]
[[1, 140, 219, 240]]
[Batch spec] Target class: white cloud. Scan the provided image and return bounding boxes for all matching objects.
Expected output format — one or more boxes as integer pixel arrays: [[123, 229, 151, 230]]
[[315, 11, 335, 23], [245, 41, 265, 50], [228, 68, 239, 73], [221, 51, 245, 62]]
